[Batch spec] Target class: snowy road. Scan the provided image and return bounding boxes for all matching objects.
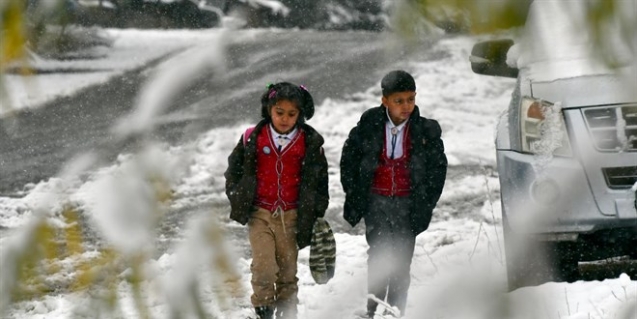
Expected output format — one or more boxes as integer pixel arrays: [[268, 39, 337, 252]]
[[0, 30, 423, 196]]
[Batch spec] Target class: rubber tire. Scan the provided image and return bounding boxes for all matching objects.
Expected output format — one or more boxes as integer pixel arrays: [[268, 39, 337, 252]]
[[502, 214, 579, 291]]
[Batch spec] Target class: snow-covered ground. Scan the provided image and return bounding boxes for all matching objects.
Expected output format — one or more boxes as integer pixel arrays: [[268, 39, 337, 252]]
[[1, 27, 635, 319]]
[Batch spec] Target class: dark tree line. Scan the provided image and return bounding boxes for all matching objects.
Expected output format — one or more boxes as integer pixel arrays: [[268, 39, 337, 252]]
[[27, 0, 221, 29], [26, 0, 388, 30], [224, 0, 386, 31]]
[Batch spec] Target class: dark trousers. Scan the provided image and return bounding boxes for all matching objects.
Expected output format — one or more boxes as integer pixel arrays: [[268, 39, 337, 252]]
[[364, 194, 416, 316]]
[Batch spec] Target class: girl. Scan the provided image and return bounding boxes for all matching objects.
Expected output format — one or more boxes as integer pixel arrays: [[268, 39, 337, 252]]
[[224, 82, 329, 319]]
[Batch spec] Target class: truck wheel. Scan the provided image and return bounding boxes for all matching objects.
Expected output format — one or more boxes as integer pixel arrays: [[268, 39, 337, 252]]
[[503, 215, 549, 290], [628, 240, 637, 259], [502, 215, 579, 291], [551, 242, 579, 283]]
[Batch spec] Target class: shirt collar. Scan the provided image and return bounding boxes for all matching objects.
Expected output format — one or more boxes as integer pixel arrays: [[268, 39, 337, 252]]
[[269, 124, 298, 140], [385, 108, 408, 132]]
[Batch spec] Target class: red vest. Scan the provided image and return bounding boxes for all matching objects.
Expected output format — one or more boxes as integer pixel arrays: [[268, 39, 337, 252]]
[[372, 127, 411, 197], [254, 127, 306, 211]]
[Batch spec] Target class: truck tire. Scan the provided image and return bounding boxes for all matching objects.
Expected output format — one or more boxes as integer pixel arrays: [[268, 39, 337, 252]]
[[502, 214, 579, 291]]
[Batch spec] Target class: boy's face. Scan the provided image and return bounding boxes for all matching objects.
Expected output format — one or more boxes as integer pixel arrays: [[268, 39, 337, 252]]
[[270, 99, 300, 134], [382, 91, 416, 125]]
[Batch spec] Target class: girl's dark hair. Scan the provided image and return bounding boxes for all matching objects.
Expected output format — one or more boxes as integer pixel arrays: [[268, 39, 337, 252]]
[[260, 82, 315, 123]]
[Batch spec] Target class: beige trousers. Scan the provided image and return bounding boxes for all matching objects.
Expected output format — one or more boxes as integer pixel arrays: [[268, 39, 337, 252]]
[[248, 207, 299, 314]]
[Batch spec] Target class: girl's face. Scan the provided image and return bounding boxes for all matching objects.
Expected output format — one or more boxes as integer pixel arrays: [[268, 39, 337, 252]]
[[270, 99, 300, 134], [382, 91, 416, 125]]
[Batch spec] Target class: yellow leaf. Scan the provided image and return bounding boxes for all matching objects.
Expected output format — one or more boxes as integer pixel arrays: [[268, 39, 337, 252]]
[[1, 0, 27, 67]]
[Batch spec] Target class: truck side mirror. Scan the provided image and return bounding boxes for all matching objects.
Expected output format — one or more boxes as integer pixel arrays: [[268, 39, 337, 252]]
[[470, 39, 519, 78]]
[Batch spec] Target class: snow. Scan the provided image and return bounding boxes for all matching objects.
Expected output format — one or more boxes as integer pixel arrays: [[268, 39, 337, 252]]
[[246, 0, 290, 16], [508, 0, 637, 82], [0, 28, 249, 116], [2, 16, 636, 319]]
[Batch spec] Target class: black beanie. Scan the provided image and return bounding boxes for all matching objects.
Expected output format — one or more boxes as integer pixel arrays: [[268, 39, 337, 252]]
[[381, 70, 416, 96]]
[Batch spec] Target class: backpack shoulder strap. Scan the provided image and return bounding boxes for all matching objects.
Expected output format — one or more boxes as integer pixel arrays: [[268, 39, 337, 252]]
[[243, 126, 256, 146]]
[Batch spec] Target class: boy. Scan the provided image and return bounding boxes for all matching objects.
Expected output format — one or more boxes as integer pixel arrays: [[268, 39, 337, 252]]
[[340, 70, 447, 318]]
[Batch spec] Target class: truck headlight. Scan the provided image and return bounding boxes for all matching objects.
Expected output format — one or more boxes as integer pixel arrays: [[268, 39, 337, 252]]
[[520, 97, 572, 157]]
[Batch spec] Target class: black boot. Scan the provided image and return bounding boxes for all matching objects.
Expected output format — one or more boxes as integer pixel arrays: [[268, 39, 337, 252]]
[[255, 306, 274, 319]]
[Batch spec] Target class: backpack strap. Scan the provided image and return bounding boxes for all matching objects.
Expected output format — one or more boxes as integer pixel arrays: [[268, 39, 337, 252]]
[[243, 126, 256, 146]]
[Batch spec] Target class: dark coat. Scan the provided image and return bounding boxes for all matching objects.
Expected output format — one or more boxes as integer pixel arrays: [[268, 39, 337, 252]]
[[340, 105, 447, 236], [224, 120, 329, 249]]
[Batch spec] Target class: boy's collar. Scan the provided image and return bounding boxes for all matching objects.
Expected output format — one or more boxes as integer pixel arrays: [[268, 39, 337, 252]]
[[385, 107, 409, 129]]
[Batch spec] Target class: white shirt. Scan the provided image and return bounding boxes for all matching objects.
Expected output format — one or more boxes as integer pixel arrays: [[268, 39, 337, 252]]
[[270, 124, 298, 151], [385, 109, 408, 159]]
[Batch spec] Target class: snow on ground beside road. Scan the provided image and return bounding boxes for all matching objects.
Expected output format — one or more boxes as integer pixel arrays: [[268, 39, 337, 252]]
[[1, 29, 636, 319], [0, 28, 255, 116]]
